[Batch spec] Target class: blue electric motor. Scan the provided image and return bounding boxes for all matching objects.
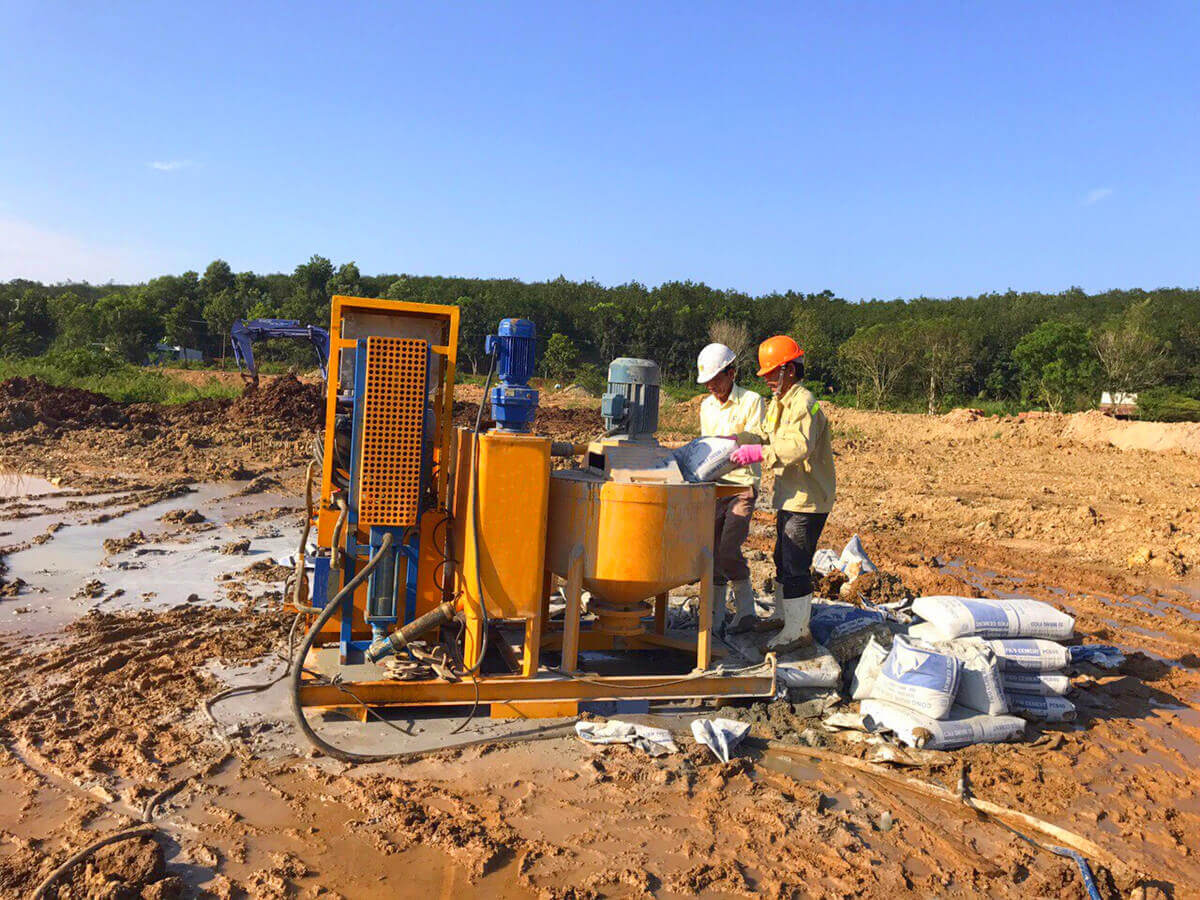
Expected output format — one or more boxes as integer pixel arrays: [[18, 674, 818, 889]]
[[484, 318, 539, 432]]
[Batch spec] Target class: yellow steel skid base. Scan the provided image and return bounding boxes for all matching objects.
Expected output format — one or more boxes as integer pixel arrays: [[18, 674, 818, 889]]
[[299, 658, 777, 718]]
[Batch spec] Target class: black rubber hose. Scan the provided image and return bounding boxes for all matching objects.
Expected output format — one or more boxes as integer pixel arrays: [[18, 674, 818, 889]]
[[289, 533, 402, 763]]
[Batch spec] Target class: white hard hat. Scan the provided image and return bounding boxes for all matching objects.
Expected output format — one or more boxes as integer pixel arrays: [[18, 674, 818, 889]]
[[696, 342, 736, 384]]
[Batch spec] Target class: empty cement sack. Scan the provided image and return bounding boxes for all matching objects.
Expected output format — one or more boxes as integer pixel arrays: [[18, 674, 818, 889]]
[[986, 638, 1072, 672], [867, 636, 961, 719], [809, 601, 890, 662], [911, 596, 1074, 641], [860, 699, 1025, 750], [850, 636, 890, 700], [1005, 692, 1077, 723], [1001, 670, 1071, 696], [921, 638, 1008, 716], [776, 644, 842, 689]]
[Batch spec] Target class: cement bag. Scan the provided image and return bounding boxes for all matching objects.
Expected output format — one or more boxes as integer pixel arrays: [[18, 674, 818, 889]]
[[1005, 692, 1076, 723], [809, 602, 888, 661], [921, 638, 1007, 716], [838, 534, 878, 578], [812, 548, 841, 576], [673, 437, 738, 483], [860, 699, 1025, 750], [867, 636, 961, 719], [850, 636, 889, 700], [911, 596, 1074, 641], [985, 639, 1071, 672], [1001, 671, 1071, 696], [776, 646, 842, 689]]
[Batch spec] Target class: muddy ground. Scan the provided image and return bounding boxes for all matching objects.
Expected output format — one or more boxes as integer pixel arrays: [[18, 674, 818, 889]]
[[0, 380, 1197, 898]]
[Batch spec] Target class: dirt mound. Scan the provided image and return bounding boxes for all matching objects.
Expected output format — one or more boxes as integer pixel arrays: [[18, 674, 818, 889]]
[[228, 375, 324, 429], [0, 377, 126, 433], [1062, 410, 1200, 455], [942, 407, 985, 425], [842, 570, 913, 606], [452, 400, 600, 442]]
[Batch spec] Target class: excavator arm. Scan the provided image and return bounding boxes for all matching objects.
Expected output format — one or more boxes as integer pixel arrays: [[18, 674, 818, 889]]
[[230, 318, 330, 386]]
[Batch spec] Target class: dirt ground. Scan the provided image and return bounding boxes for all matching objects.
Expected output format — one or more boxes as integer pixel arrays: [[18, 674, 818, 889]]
[[0, 381, 1197, 898]]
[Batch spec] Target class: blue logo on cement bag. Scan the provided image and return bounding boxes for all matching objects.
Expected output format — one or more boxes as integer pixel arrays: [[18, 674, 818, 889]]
[[868, 637, 962, 719], [957, 599, 1012, 635]]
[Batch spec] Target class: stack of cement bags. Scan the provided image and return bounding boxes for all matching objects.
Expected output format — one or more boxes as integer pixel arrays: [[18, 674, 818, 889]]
[[986, 639, 1077, 722], [908, 595, 1079, 723], [851, 634, 1026, 750]]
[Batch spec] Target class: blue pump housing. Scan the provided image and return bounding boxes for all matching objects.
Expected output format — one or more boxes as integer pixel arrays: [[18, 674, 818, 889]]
[[484, 318, 539, 432]]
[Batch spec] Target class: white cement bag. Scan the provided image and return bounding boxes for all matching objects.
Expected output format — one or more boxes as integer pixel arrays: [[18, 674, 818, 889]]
[[1001, 671, 1071, 696], [867, 636, 961, 720], [673, 437, 739, 483], [850, 636, 889, 700], [1005, 692, 1076, 722], [920, 638, 1008, 716], [838, 534, 878, 578], [776, 645, 842, 689], [986, 639, 1071, 672], [912, 596, 1075, 640], [812, 548, 841, 576], [860, 699, 1025, 750]]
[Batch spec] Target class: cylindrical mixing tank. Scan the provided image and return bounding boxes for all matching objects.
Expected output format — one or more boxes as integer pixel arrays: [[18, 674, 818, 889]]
[[546, 469, 714, 633]]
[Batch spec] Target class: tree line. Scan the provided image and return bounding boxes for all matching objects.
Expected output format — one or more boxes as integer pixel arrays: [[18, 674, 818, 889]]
[[2, 256, 1198, 419]]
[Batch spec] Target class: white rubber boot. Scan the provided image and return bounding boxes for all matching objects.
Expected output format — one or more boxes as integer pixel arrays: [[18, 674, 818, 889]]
[[766, 592, 813, 653], [726, 579, 758, 634], [710, 582, 728, 633]]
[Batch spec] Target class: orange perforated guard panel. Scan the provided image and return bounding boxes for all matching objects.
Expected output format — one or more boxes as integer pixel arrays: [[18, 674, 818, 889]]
[[357, 337, 428, 527]]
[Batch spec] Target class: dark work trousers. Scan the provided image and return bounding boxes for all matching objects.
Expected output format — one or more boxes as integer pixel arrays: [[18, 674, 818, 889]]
[[713, 487, 757, 585], [774, 510, 829, 597]]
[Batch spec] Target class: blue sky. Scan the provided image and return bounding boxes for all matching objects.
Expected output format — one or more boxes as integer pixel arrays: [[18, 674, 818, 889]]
[[1, 1, 1197, 298]]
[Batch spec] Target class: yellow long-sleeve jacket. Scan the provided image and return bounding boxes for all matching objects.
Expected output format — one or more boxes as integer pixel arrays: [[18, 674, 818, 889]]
[[739, 383, 835, 513]]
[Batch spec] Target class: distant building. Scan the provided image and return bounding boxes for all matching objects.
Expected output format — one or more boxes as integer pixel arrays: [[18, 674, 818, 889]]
[[151, 343, 205, 364], [1099, 391, 1138, 418]]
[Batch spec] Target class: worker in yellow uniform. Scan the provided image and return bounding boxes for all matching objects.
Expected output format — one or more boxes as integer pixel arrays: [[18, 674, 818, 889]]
[[728, 335, 835, 652], [696, 342, 765, 634]]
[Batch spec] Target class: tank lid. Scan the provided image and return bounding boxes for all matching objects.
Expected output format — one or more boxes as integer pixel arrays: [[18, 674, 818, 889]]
[[607, 357, 660, 386]]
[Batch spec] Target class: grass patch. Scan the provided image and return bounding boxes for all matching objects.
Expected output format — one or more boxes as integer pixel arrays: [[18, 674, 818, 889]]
[[0, 350, 242, 404]]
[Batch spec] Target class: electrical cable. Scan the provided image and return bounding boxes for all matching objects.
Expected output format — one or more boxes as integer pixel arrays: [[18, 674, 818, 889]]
[[447, 619, 481, 735], [443, 349, 499, 738], [205, 613, 305, 731], [290, 462, 316, 612], [461, 349, 497, 677], [289, 533, 407, 763]]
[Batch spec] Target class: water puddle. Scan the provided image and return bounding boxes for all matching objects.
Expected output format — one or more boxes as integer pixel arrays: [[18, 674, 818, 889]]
[[0, 473, 64, 499], [1, 481, 301, 635]]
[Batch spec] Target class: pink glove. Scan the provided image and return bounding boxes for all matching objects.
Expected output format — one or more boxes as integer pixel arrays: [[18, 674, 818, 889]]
[[730, 444, 763, 466]]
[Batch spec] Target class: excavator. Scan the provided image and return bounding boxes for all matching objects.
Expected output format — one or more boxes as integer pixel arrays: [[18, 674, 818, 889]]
[[230, 318, 330, 387]]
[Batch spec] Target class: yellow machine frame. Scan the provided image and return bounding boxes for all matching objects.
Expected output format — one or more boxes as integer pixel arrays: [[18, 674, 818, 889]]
[[298, 296, 775, 719]]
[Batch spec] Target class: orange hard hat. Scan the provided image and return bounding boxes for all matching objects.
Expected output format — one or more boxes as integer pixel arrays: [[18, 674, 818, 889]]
[[757, 335, 804, 376]]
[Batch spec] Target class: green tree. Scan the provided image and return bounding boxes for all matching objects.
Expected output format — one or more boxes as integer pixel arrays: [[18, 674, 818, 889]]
[[1093, 302, 1167, 398], [838, 323, 911, 409], [909, 317, 972, 414], [542, 333, 578, 380], [1012, 321, 1098, 412], [0, 291, 53, 355], [94, 292, 160, 362], [328, 261, 363, 298], [201, 259, 235, 297], [790, 305, 837, 386], [286, 255, 334, 323]]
